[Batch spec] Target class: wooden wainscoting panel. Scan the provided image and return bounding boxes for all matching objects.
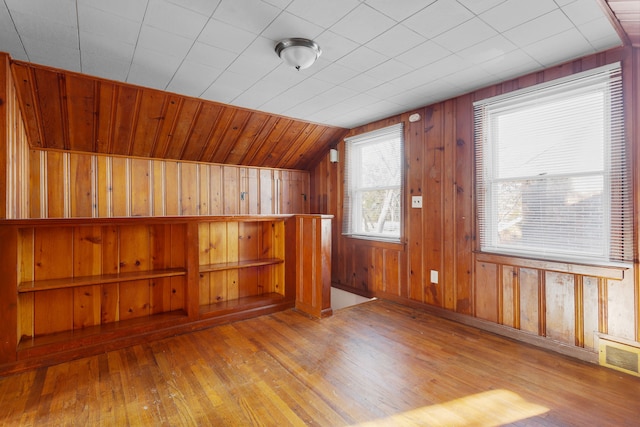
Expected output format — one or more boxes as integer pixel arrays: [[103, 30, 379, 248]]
[[606, 274, 636, 341], [582, 276, 600, 350], [545, 272, 576, 345], [474, 261, 498, 322], [501, 265, 517, 328], [519, 267, 541, 335]]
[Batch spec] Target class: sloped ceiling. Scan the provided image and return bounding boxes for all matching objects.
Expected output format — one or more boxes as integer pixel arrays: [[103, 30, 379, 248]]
[[605, 0, 640, 46], [11, 60, 348, 171]]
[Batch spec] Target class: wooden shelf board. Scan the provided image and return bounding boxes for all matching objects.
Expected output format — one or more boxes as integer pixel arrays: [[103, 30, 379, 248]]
[[17, 310, 188, 354], [199, 293, 287, 318], [199, 258, 284, 273], [18, 268, 187, 293]]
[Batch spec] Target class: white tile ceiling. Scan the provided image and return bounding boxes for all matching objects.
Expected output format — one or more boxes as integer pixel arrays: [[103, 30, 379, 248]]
[[0, 0, 623, 128]]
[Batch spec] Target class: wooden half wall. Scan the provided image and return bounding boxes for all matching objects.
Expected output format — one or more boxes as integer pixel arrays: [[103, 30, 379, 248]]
[[310, 46, 640, 356]]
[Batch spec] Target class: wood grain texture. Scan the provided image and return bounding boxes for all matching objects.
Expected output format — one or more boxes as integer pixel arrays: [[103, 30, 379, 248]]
[[10, 61, 348, 171], [310, 46, 639, 352], [1, 300, 639, 426]]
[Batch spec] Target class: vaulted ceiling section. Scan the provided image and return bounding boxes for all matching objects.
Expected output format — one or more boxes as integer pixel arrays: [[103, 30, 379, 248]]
[[11, 60, 348, 171]]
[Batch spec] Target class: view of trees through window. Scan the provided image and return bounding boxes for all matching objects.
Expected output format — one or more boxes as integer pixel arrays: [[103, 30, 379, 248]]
[[355, 138, 402, 235], [344, 123, 403, 241]]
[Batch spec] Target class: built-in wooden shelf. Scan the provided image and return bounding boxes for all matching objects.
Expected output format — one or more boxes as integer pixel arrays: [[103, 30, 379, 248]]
[[199, 293, 288, 318], [199, 258, 284, 273], [17, 310, 188, 355], [18, 268, 188, 293]]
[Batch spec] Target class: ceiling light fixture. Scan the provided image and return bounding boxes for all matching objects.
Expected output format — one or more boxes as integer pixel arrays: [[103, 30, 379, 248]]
[[275, 38, 321, 70]]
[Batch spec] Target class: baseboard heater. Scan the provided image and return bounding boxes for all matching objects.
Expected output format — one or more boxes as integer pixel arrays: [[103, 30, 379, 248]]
[[597, 334, 640, 377]]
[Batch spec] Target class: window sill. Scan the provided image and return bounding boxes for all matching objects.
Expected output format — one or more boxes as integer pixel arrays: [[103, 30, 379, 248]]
[[343, 235, 405, 250], [474, 251, 629, 280]]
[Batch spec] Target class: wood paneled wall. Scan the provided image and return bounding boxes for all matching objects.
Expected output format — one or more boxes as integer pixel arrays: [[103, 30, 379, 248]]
[[310, 46, 639, 352], [2, 56, 311, 221], [10, 60, 348, 171], [5, 144, 310, 219]]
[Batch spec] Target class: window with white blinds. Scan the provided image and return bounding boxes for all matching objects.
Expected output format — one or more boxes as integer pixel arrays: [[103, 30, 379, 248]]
[[474, 62, 631, 264], [343, 123, 403, 241]]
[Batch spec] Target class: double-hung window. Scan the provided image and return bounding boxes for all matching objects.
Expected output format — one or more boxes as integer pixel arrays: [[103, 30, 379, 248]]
[[343, 123, 403, 242], [474, 63, 630, 264]]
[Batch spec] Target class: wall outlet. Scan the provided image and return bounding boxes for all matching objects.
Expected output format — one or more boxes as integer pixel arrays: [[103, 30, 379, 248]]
[[430, 270, 439, 284], [411, 196, 422, 208]]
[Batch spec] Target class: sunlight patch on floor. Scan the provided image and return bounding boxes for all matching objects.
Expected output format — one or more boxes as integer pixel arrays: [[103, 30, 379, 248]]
[[351, 389, 549, 427], [331, 287, 375, 310]]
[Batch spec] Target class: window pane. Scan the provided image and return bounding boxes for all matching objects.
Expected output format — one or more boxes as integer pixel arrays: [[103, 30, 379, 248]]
[[343, 123, 403, 241], [356, 188, 401, 236], [494, 90, 605, 179], [359, 139, 402, 187], [474, 63, 629, 263], [494, 176, 605, 258]]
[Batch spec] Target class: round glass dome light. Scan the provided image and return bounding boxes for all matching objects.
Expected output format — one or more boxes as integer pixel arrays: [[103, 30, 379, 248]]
[[275, 38, 322, 70]]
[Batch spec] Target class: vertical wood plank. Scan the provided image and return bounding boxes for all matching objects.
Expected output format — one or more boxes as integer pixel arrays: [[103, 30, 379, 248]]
[[29, 150, 42, 218], [70, 153, 94, 217], [226, 222, 239, 301], [582, 276, 599, 350], [454, 94, 473, 315], [164, 161, 180, 216], [238, 222, 260, 297], [73, 225, 102, 328], [101, 225, 119, 323], [170, 224, 186, 311], [0, 226, 18, 362], [223, 166, 239, 214], [545, 272, 576, 345], [65, 74, 96, 152], [111, 157, 129, 217], [150, 224, 171, 314], [152, 160, 165, 216], [259, 169, 274, 215], [119, 224, 150, 273], [519, 268, 540, 335], [34, 289, 74, 335], [474, 261, 498, 322], [502, 265, 517, 328], [130, 158, 150, 216], [119, 279, 150, 320], [606, 274, 636, 341], [199, 222, 212, 306], [199, 164, 210, 215], [17, 228, 34, 341], [46, 151, 66, 218], [180, 162, 198, 215], [209, 165, 223, 215], [96, 156, 111, 218]]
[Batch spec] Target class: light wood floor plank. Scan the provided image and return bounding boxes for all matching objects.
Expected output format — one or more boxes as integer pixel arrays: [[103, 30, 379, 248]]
[[1, 299, 639, 426]]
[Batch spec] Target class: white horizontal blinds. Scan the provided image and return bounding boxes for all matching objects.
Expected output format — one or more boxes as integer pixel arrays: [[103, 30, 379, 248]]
[[475, 63, 630, 263], [343, 123, 403, 241]]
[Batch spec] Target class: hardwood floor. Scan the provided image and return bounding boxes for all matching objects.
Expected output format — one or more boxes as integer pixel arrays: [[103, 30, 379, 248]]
[[1, 299, 639, 426]]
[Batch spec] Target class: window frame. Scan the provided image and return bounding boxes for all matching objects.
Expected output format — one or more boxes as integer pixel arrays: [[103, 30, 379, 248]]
[[343, 123, 404, 243], [474, 62, 630, 265]]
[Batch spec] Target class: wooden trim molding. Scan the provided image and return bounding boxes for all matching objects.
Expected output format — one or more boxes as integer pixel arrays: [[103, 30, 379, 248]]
[[475, 252, 628, 281]]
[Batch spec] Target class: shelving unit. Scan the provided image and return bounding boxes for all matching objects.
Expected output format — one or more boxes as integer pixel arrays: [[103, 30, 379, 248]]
[[197, 218, 287, 318], [0, 214, 330, 375]]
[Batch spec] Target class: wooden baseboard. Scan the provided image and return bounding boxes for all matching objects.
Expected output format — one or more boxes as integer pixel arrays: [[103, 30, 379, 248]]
[[378, 294, 599, 364]]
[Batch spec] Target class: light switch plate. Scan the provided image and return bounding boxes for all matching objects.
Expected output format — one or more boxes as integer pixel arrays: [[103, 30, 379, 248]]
[[411, 196, 422, 208], [430, 270, 438, 283]]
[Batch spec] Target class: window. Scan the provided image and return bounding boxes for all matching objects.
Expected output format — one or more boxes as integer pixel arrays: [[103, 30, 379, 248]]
[[343, 123, 403, 241], [475, 63, 630, 264]]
